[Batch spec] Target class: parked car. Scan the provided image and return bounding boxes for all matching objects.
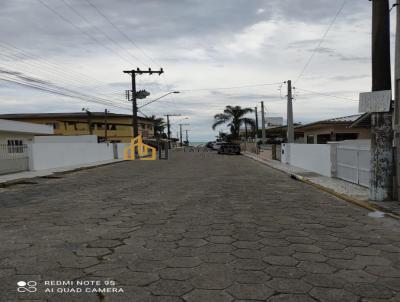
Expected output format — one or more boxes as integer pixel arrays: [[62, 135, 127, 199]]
[[212, 142, 224, 151], [218, 142, 241, 155], [206, 141, 215, 149]]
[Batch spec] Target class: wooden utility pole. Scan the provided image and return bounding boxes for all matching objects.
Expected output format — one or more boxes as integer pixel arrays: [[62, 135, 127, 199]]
[[164, 114, 181, 149], [370, 0, 394, 201], [123, 68, 163, 137], [287, 80, 294, 143], [260, 101, 266, 144], [179, 123, 189, 146], [104, 109, 109, 141], [82, 108, 93, 135], [185, 129, 190, 145], [254, 107, 259, 139]]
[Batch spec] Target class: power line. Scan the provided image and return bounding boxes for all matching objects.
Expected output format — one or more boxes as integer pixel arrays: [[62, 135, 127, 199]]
[[60, 0, 145, 67], [0, 44, 128, 102], [180, 82, 283, 93], [84, 0, 159, 67], [0, 63, 129, 108], [36, 0, 136, 66], [0, 75, 131, 111], [294, 0, 347, 84], [295, 87, 357, 101]]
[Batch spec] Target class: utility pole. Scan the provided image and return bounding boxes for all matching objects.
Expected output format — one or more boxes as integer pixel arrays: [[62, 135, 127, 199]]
[[370, 0, 393, 201], [287, 80, 294, 143], [123, 68, 163, 137], [254, 107, 259, 139], [185, 129, 190, 145], [82, 108, 93, 135], [179, 123, 190, 146], [164, 114, 181, 149], [394, 0, 400, 200], [104, 109, 109, 141], [260, 101, 266, 144]]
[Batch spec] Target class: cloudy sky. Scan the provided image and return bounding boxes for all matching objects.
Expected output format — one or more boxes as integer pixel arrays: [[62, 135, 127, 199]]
[[0, 0, 396, 141]]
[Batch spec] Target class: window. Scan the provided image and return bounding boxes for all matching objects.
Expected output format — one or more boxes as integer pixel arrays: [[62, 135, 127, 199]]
[[7, 140, 24, 153], [68, 122, 77, 130], [76, 123, 86, 131], [46, 122, 59, 130], [317, 134, 331, 144], [306, 135, 314, 144], [336, 133, 358, 141]]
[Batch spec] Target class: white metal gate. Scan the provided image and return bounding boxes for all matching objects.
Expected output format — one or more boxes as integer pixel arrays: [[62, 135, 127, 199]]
[[336, 143, 370, 187], [0, 144, 29, 175]]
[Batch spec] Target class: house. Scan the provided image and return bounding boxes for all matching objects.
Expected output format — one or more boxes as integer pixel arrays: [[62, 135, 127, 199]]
[[264, 124, 304, 142], [0, 112, 155, 143], [0, 118, 53, 145], [296, 114, 371, 144], [0, 119, 53, 175]]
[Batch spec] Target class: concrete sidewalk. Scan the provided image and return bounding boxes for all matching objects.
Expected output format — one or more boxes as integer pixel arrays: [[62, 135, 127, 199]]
[[0, 159, 124, 185], [243, 151, 400, 219]]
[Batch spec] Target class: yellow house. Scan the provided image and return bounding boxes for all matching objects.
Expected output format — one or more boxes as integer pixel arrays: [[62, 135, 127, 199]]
[[0, 112, 155, 143]]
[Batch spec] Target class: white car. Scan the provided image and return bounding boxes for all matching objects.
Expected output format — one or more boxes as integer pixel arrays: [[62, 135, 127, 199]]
[[212, 142, 224, 151]]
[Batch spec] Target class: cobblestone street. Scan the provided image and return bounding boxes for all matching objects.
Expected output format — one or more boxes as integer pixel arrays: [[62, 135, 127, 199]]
[[1, 152, 400, 302]]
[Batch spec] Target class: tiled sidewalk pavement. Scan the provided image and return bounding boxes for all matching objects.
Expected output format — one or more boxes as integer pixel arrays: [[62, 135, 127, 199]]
[[0, 152, 399, 301]]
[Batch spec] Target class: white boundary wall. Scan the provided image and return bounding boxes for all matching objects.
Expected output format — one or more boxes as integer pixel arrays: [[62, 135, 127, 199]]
[[281, 143, 332, 177], [28, 140, 114, 171]]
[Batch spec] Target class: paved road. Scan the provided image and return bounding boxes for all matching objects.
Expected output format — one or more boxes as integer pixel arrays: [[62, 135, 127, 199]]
[[1, 152, 400, 302]]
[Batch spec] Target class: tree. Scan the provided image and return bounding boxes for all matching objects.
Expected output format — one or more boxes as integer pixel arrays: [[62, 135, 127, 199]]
[[148, 115, 166, 138], [217, 131, 231, 141], [212, 106, 255, 140]]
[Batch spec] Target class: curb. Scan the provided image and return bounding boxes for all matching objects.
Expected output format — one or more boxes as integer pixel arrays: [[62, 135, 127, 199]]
[[0, 160, 125, 188], [290, 173, 400, 220], [243, 152, 400, 220]]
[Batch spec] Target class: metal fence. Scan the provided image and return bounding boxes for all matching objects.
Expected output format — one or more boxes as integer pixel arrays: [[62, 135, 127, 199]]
[[0, 144, 29, 175]]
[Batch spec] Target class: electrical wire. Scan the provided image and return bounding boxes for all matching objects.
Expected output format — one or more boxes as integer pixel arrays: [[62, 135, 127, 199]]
[[295, 87, 357, 101], [36, 0, 136, 66], [0, 42, 126, 98], [84, 0, 159, 67], [0, 75, 131, 111], [180, 82, 283, 93], [294, 0, 347, 84], [0, 45, 129, 104], [60, 0, 146, 67]]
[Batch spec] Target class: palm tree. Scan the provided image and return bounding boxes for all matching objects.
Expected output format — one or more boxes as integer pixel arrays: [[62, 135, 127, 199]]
[[212, 106, 255, 140], [148, 115, 166, 138]]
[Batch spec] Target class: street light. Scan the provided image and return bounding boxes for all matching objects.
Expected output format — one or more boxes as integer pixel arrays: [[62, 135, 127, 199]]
[[138, 91, 180, 109], [170, 116, 189, 126]]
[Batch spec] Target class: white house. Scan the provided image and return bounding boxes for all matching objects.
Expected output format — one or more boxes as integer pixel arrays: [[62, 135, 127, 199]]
[[0, 119, 53, 175], [0, 119, 53, 144]]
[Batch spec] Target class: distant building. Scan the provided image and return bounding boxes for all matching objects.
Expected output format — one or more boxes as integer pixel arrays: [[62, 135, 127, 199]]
[[296, 114, 370, 144], [0, 112, 155, 143], [265, 117, 283, 128]]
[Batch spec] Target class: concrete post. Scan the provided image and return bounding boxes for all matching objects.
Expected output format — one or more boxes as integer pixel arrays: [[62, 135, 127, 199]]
[[370, 0, 394, 201]]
